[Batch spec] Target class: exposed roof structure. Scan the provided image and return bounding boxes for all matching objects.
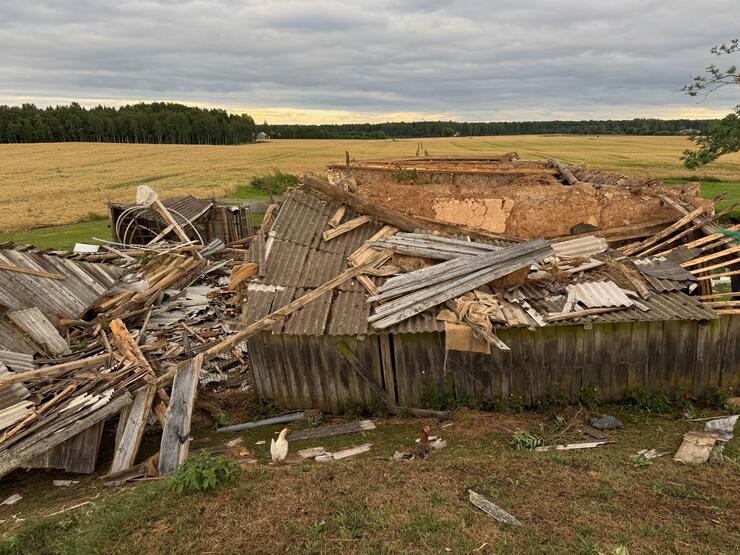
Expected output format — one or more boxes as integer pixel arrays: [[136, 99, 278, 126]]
[[244, 186, 719, 337], [244, 189, 445, 335]]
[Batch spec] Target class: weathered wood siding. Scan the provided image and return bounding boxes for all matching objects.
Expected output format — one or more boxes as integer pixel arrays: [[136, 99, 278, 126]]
[[249, 316, 739, 412], [248, 333, 383, 413]]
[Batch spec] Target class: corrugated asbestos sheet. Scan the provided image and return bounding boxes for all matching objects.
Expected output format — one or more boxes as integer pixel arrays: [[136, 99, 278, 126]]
[[566, 281, 634, 309], [246, 188, 440, 335], [633, 256, 697, 295], [246, 231, 266, 276], [7, 307, 71, 357], [0, 249, 125, 353], [0, 350, 34, 373], [529, 290, 717, 325], [552, 236, 608, 258]]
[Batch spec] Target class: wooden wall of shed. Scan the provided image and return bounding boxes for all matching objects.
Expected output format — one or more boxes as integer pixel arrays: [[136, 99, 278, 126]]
[[248, 316, 739, 412], [247, 333, 384, 413]]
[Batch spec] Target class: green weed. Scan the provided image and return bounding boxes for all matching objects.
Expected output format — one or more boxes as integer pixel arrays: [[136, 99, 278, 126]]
[[623, 388, 672, 414], [510, 430, 544, 451], [579, 385, 601, 411], [169, 451, 240, 494]]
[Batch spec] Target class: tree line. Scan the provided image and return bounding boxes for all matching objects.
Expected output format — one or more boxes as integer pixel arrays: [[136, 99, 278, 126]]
[[260, 118, 716, 140], [0, 102, 256, 144]]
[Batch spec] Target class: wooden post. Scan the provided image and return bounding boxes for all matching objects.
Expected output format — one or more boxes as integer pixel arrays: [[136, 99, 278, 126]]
[[158, 354, 204, 475]]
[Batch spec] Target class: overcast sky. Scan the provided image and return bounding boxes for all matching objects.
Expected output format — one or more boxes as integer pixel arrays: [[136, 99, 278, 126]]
[[0, 1, 738, 123]]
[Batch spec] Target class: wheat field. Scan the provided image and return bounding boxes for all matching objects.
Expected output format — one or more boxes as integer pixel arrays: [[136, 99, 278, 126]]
[[1, 136, 739, 232]]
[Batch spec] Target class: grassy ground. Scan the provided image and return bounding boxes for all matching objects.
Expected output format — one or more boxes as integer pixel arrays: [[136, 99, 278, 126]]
[[0, 406, 737, 554], [0, 218, 111, 251], [2, 136, 740, 235]]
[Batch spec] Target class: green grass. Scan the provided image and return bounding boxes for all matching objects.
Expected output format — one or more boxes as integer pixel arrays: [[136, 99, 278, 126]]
[[229, 186, 272, 201], [0, 217, 111, 251], [1, 407, 738, 554], [664, 179, 740, 220]]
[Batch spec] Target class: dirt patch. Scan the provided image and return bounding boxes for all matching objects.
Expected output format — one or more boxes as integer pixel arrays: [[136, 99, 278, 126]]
[[332, 165, 707, 239], [193, 388, 256, 430]]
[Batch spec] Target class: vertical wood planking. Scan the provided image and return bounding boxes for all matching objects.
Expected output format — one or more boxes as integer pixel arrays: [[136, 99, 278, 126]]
[[378, 334, 397, 404]]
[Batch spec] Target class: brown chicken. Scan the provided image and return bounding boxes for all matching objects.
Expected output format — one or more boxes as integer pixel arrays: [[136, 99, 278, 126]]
[[413, 425, 432, 460]]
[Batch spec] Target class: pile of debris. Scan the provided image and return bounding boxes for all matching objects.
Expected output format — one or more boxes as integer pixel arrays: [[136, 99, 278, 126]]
[[0, 187, 263, 482]]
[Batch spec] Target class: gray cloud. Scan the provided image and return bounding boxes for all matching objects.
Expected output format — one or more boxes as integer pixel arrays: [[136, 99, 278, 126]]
[[0, 0, 738, 121]]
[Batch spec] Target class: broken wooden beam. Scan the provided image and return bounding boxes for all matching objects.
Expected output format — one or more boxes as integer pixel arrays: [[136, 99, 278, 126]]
[[323, 215, 372, 242], [0, 354, 111, 387], [158, 354, 204, 475], [109, 384, 157, 474], [328, 206, 347, 228], [0, 264, 66, 280]]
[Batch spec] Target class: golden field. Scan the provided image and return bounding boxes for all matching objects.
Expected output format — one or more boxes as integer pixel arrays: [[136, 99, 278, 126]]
[[1, 135, 740, 232]]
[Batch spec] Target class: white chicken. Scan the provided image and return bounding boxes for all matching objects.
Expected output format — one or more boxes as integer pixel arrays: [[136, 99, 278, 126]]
[[270, 427, 290, 462]]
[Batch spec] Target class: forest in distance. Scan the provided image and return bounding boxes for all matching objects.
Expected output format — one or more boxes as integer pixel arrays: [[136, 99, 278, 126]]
[[0, 101, 719, 144], [0, 102, 257, 145]]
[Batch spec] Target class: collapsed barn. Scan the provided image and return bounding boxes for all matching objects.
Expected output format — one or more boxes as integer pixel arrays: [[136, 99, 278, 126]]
[[0, 154, 737, 482], [245, 157, 739, 412], [110, 195, 255, 245]]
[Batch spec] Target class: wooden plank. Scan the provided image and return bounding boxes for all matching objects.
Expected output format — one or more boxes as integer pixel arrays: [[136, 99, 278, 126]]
[[0, 354, 110, 387], [689, 257, 740, 275], [288, 419, 375, 441], [109, 318, 168, 425], [695, 269, 740, 280], [152, 198, 190, 243], [682, 245, 740, 267], [109, 384, 157, 474], [28, 421, 104, 474], [0, 393, 132, 479], [158, 354, 204, 475], [378, 335, 397, 404], [545, 306, 622, 323], [322, 215, 372, 242], [328, 206, 347, 228], [0, 263, 65, 280], [639, 204, 738, 257], [621, 204, 707, 256]]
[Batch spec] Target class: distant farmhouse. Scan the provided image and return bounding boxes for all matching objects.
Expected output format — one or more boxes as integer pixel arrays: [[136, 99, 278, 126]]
[[256, 131, 268, 140]]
